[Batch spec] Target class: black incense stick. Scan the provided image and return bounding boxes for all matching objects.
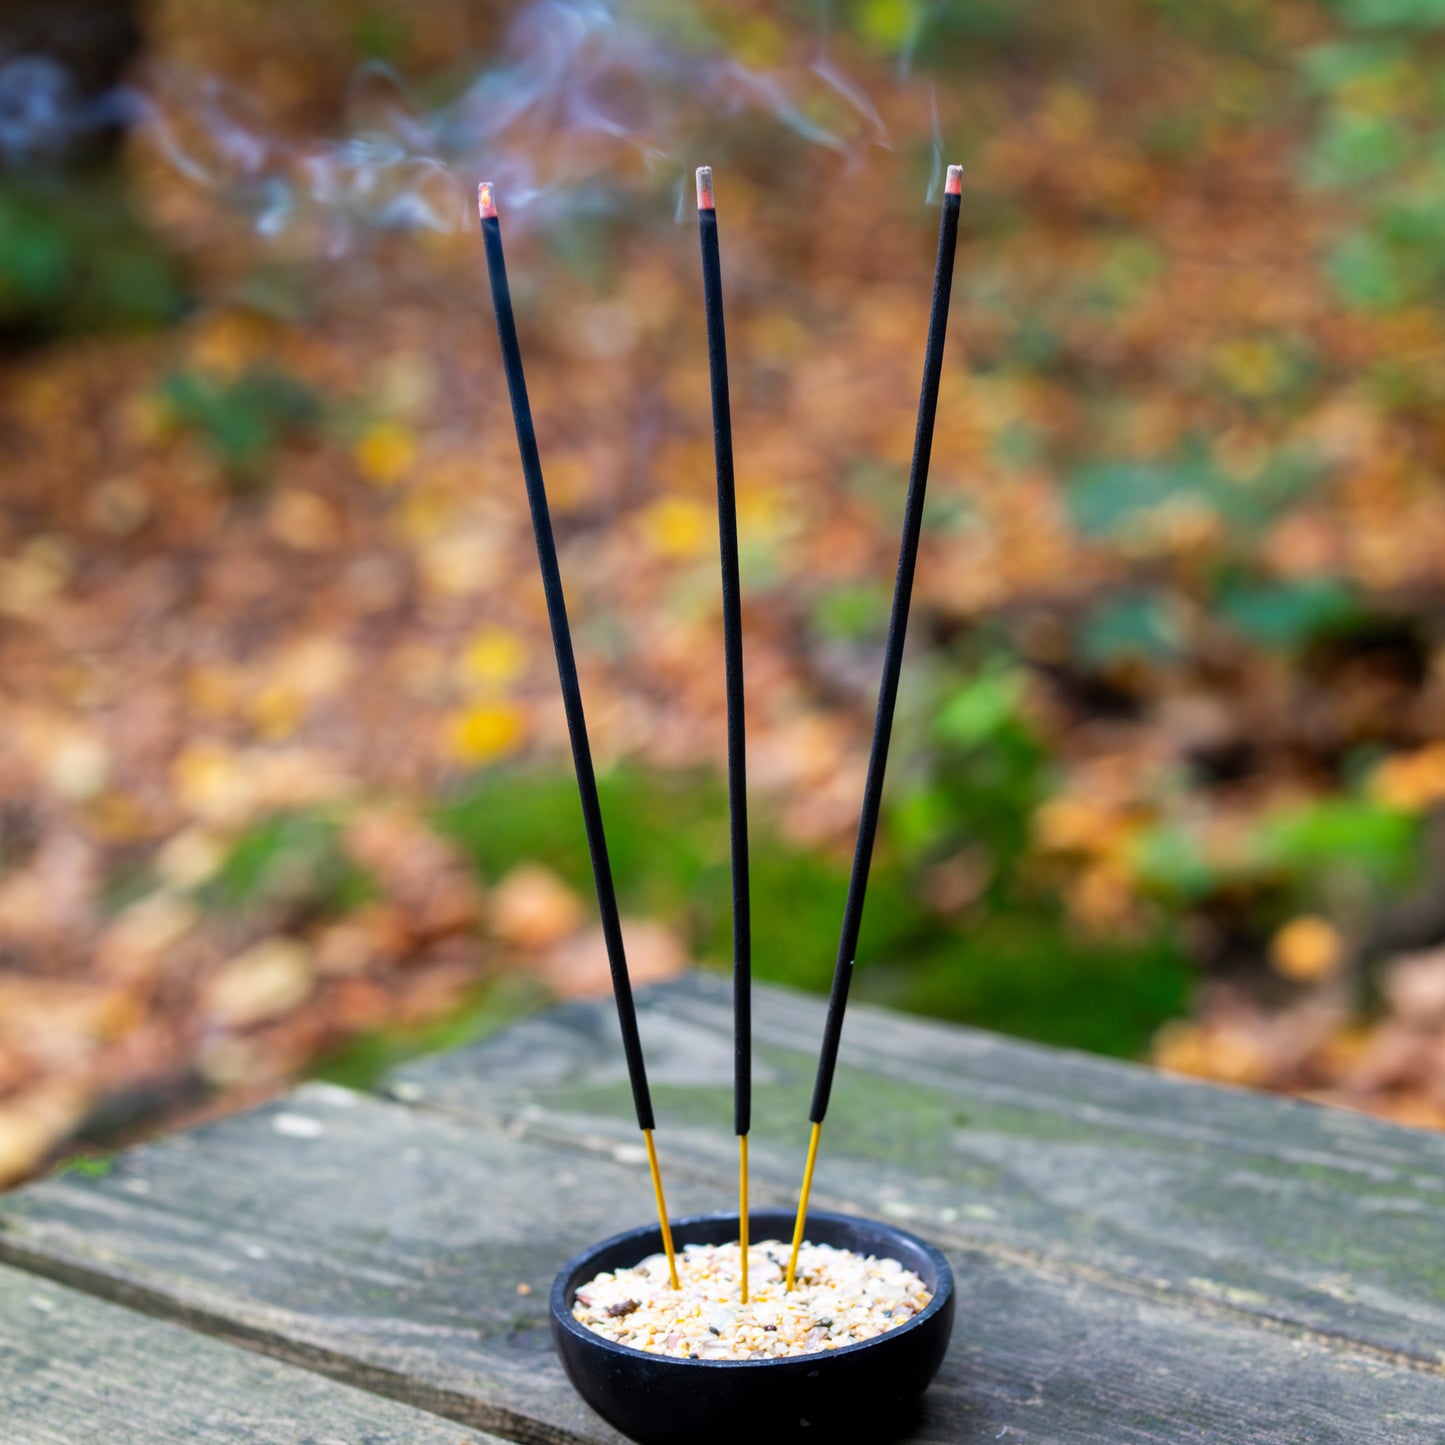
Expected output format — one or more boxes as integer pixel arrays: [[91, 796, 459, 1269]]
[[478, 182, 678, 1286], [697, 165, 753, 1300], [697, 167, 752, 1139], [787, 164, 965, 1288]]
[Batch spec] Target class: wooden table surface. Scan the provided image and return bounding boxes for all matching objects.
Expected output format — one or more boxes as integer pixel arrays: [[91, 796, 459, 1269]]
[[1, 972, 1441, 1443]]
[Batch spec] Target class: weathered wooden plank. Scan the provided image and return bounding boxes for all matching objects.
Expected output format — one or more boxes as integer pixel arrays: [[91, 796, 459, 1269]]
[[0, 1085, 688, 1445], [1, 1081, 1442, 1443], [0, 1262, 503, 1444], [386, 973, 1445, 1368]]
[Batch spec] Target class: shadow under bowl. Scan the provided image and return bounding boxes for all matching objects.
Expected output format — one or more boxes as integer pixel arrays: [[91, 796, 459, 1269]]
[[550, 1208, 955, 1445]]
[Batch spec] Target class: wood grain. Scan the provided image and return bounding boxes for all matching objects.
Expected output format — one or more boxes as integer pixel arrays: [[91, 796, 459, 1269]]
[[0, 1057, 1439, 1441], [0, 1085, 681, 1444], [387, 974, 1445, 1367], [0, 1261, 502, 1444]]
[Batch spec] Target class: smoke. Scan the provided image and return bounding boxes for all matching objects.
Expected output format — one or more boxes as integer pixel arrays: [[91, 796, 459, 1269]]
[[1, 0, 895, 250], [925, 81, 944, 204], [0, 53, 137, 166]]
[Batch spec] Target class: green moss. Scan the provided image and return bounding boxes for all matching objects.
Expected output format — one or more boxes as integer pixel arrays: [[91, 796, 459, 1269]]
[[435, 765, 1192, 1061]]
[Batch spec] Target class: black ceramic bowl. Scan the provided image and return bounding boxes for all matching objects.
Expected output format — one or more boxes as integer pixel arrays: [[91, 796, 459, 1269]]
[[550, 1209, 955, 1445]]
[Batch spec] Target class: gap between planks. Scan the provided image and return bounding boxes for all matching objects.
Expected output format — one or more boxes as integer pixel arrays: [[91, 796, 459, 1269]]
[[0, 1231, 600, 1445]]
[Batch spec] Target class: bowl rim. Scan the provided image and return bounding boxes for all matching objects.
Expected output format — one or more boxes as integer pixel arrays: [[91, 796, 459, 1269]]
[[550, 1208, 954, 1371]]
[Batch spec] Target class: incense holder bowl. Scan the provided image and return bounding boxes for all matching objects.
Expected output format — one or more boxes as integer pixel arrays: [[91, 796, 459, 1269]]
[[550, 1208, 954, 1445]]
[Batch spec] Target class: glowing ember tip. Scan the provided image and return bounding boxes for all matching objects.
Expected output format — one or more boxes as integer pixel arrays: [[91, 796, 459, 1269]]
[[696, 165, 714, 211], [945, 165, 964, 196], [478, 182, 498, 220]]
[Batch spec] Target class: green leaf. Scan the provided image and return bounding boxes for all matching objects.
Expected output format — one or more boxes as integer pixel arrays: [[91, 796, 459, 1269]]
[[1080, 592, 1184, 665], [811, 582, 891, 643], [1331, 0, 1445, 30], [1253, 797, 1420, 889], [1298, 38, 1410, 92], [1065, 444, 1313, 539], [1067, 456, 1202, 538], [0, 175, 185, 337], [1217, 577, 1360, 649], [1379, 186, 1445, 247], [1087, 237, 1167, 310], [888, 785, 961, 857], [204, 812, 373, 918], [1327, 229, 1427, 308], [160, 367, 322, 479], [933, 665, 1026, 750], [1130, 825, 1220, 904], [991, 419, 1045, 465], [1305, 112, 1408, 186]]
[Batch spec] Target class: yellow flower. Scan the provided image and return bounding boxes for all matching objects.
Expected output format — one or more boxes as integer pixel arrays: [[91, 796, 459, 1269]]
[[461, 627, 527, 690], [641, 496, 711, 559], [355, 421, 417, 485], [449, 702, 527, 764]]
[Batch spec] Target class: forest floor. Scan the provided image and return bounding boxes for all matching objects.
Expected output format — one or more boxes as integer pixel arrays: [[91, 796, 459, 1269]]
[[5, 0, 1445, 1185]]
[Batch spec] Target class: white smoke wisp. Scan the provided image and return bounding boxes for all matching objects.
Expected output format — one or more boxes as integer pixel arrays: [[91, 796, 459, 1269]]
[[120, 0, 891, 249]]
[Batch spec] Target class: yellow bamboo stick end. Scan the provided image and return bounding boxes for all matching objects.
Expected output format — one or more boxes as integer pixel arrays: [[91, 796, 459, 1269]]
[[643, 1128, 680, 1290], [739, 1133, 750, 1304], [784, 1121, 822, 1292]]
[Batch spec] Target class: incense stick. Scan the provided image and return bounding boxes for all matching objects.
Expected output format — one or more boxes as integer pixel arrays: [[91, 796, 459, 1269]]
[[697, 164, 752, 1304], [786, 164, 965, 1290], [478, 181, 678, 1290]]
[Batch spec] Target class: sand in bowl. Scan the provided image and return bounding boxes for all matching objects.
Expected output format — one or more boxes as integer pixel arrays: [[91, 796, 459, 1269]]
[[571, 1238, 933, 1360]]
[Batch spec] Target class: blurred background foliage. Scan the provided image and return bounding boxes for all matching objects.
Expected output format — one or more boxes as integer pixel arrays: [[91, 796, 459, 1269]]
[[7, 0, 1445, 1183]]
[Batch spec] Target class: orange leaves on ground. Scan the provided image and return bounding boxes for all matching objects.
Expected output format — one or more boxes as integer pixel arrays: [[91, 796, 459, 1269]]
[[0, 538, 72, 620], [96, 893, 201, 981], [1269, 917, 1346, 984], [1370, 743, 1445, 811], [0, 978, 143, 1072], [535, 919, 687, 998], [204, 938, 316, 1030], [1155, 945, 1445, 1128], [172, 743, 352, 828], [1154, 1017, 1276, 1088], [491, 865, 586, 951], [172, 743, 255, 825], [269, 489, 342, 550], [186, 308, 278, 378], [1384, 949, 1445, 1026], [0, 1083, 94, 1190], [344, 804, 483, 946], [485, 862, 685, 996]]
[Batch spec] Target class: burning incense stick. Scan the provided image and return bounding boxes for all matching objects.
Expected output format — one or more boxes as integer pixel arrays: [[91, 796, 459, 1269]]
[[478, 181, 678, 1290], [786, 164, 965, 1291], [696, 164, 753, 1303]]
